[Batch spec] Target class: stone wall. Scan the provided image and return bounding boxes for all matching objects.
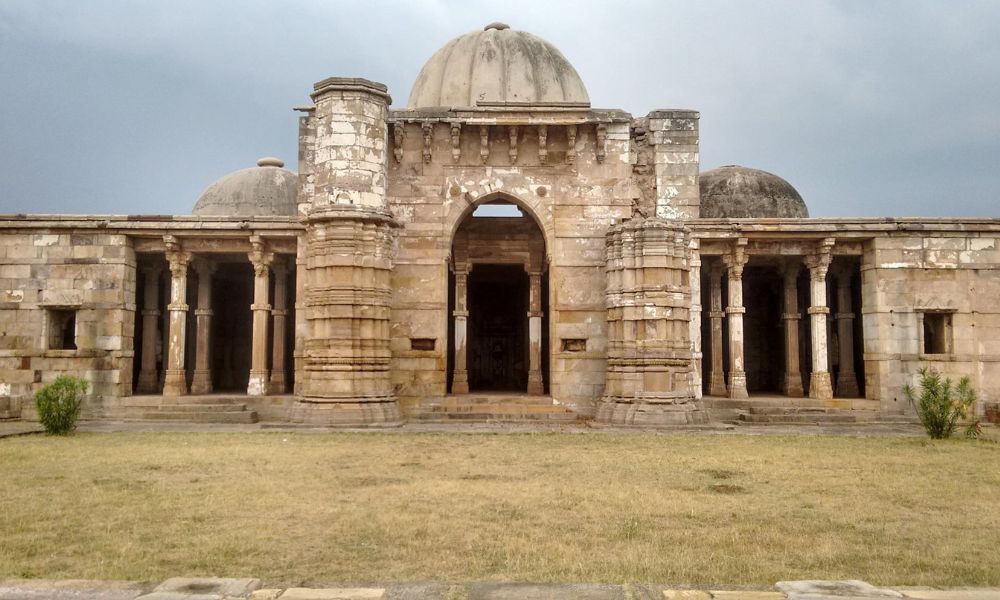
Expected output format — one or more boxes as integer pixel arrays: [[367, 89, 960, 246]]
[[862, 233, 1000, 416], [386, 112, 638, 415], [0, 230, 135, 419]]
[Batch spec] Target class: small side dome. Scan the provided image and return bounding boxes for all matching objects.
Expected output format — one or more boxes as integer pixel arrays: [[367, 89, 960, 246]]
[[407, 23, 590, 108], [192, 157, 297, 217], [699, 165, 809, 218]]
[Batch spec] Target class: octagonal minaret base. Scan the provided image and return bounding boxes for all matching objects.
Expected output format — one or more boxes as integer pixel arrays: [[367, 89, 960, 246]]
[[596, 217, 707, 426], [290, 206, 401, 426]]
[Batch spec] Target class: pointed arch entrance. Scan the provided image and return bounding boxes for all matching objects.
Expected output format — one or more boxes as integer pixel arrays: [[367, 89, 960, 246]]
[[448, 197, 549, 395]]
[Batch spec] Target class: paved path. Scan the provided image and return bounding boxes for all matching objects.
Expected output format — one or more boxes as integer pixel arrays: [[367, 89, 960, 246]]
[[1, 578, 999, 600]]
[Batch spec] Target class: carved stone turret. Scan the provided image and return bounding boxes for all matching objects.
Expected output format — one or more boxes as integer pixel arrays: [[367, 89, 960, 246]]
[[290, 77, 402, 426], [597, 217, 706, 426]]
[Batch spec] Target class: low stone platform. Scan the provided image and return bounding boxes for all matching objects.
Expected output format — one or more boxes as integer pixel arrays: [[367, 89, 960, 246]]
[[703, 395, 882, 425], [114, 395, 260, 424], [1, 578, 998, 600], [412, 393, 581, 423]]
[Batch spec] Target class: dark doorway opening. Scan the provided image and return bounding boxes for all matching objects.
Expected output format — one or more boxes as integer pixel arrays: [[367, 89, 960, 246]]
[[211, 262, 253, 392], [743, 266, 784, 393], [468, 264, 528, 392]]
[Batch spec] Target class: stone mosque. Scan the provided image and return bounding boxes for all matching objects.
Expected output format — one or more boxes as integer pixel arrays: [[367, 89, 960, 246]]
[[1, 23, 998, 426]]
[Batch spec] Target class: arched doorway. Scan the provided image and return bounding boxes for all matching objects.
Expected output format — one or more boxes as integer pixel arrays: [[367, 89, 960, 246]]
[[447, 197, 549, 395]]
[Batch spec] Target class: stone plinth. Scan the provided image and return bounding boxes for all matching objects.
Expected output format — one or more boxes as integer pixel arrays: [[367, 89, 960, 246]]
[[289, 207, 401, 426], [596, 217, 706, 426]]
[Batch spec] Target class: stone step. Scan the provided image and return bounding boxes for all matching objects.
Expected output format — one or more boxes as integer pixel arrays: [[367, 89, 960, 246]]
[[130, 394, 273, 405], [741, 413, 859, 424], [424, 394, 556, 407], [157, 403, 252, 413], [424, 402, 570, 413], [704, 397, 875, 410], [137, 410, 259, 424], [747, 406, 843, 415], [413, 411, 580, 423]]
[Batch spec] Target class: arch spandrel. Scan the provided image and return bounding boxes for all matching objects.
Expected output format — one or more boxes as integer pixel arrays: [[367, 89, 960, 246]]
[[442, 180, 556, 265]]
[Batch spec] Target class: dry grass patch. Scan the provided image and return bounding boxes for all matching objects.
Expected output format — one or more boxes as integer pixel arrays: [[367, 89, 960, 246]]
[[1, 432, 999, 587]]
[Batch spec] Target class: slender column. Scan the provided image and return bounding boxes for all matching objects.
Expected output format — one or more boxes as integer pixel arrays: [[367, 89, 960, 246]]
[[806, 239, 835, 399], [723, 240, 749, 399], [137, 265, 162, 393], [190, 259, 215, 394], [707, 261, 727, 396], [162, 237, 191, 396], [292, 235, 307, 396], [834, 262, 860, 397], [526, 269, 544, 395], [247, 236, 273, 396], [689, 239, 703, 399], [269, 259, 289, 394], [781, 260, 804, 397], [452, 265, 470, 394]]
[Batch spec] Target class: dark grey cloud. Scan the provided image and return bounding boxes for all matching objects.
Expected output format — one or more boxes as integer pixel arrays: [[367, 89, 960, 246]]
[[1, 0, 998, 217]]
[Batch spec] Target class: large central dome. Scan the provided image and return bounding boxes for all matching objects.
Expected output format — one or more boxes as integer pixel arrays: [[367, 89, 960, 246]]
[[407, 22, 590, 109]]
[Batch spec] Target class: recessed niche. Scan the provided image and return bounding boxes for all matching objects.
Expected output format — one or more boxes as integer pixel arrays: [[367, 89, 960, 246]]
[[410, 338, 436, 351], [561, 338, 586, 352]]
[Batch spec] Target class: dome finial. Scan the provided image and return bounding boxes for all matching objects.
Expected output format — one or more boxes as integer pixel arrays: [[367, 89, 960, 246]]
[[257, 157, 284, 168], [484, 22, 510, 31]]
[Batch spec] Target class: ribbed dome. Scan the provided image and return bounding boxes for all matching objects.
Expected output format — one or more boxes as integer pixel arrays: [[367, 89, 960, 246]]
[[407, 23, 590, 108], [192, 158, 297, 217], [699, 165, 809, 219]]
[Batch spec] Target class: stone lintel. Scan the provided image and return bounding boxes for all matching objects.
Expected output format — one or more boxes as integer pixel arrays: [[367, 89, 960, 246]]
[[647, 108, 701, 120], [387, 107, 632, 126]]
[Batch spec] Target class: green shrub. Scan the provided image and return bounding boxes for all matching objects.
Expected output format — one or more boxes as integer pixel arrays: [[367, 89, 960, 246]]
[[904, 367, 976, 439], [35, 376, 88, 435]]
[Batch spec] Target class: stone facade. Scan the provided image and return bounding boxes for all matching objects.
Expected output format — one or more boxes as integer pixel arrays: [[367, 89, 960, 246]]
[[1, 24, 998, 426]]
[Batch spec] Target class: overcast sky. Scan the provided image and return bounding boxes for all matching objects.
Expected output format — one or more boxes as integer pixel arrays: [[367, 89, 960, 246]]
[[1, 0, 998, 217]]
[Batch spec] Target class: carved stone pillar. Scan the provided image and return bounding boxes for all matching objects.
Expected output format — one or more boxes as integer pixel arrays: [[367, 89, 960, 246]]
[[452, 264, 470, 394], [268, 259, 289, 394], [137, 265, 162, 393], [834, 262, 860, 397], [781, 260, 804, 398], [723, 239, 749, 399], [248, 236, 273, 396], [688, 239, 703, 399], [806, 239, 835, 400], [707, 261, 727, 396], [190, 259, 215, 395], [526, 269, 544, 395], [293, 235, 307, 396], [597, 217, 704, 426], [162, 238, 190, 397]]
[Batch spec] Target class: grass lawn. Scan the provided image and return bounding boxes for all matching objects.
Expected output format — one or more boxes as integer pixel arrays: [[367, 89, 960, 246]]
[[1, 431, 998, 587]]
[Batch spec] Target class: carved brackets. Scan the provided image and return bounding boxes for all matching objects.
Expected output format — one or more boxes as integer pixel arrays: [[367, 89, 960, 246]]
[[805, 238, 835, 281], [450, 123, 461, 162], [392, 122, 404, 163], [479, 125, 490, 164], [163, 234, 191, 277], [508, 125, 518, 163], [421, 122, 433, 163], [567, 125, 578, 164], [248, 235, 274, 277], [537, 124, 548, 164], [596, 124, 607, 164], [722, 237, 749, 280]]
